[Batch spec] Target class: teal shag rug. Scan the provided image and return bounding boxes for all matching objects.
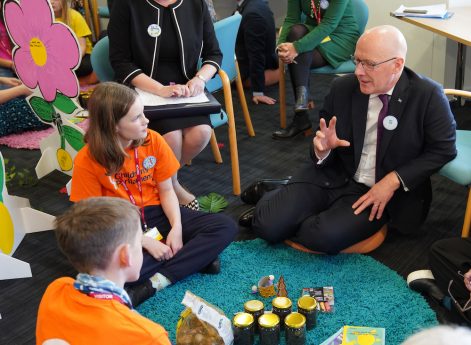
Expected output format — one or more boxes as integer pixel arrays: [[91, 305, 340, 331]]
[[138, 239, 437, 344]]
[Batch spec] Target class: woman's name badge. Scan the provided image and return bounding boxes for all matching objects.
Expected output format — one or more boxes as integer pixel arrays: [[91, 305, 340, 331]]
[[383, 115, 398, 131], [147, 24, 161, 38], [144, 227, 163, 241], [320, 0, 330, 10]]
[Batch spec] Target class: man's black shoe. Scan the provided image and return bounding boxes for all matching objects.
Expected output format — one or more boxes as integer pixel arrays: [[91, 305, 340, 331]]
[[239, 207, 255, 228], [240, 177, 291, 205], [407, 270, 445, 303], [200, 257, 220, 274], [125, 279, 156, 307], [272, 121, 312, 140]]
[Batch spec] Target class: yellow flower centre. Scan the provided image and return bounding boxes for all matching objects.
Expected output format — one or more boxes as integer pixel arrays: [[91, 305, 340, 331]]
[[29, 37, 47, 66]]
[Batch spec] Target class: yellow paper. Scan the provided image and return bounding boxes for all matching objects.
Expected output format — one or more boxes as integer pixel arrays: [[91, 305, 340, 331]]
[[321, 36, 331, 44]]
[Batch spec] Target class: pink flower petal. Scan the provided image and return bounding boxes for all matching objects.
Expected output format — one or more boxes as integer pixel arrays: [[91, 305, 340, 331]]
[[4, 2, 29, 46], [45, 24, 80, 68], [13, 48, 39, 89], [22, 0, 53, 30], [36, 69, 57, 102]]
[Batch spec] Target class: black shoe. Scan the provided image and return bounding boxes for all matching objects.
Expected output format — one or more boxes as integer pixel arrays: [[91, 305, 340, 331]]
[[125, 279, 156, 307], [407, 270, 445, 303], [241, 177, 291, 205], [272, 120, 312, 140], [294, 86, 309, 112], [239, 207, 255, 227], [200, 257, 220, 274]]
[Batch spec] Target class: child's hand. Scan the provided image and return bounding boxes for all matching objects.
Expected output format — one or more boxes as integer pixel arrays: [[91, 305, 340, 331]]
[[142, 236, 173, 261], [166, 226, 183, 256], [0, 77, 22, 87]]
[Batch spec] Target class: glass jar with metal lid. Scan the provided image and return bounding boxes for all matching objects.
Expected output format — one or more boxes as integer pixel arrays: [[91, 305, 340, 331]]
[[272, 296, 292, 328], [258, 313, 280, 345], [244, 300, 264, 333], [284, 312, 306, 345], [297, 295, 318, 330], [233, 312, 254, 345]]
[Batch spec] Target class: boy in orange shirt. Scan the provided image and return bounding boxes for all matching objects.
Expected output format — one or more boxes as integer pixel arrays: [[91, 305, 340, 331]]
[[36, 197, 171, 345]]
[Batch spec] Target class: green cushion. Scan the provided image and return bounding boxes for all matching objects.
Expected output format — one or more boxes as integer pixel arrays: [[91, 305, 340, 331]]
[[439, 130, 471, 186], [311, 60, 355, 75]]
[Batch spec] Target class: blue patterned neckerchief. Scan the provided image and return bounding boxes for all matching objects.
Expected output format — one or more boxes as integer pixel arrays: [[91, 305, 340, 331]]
[[74, 273, 133, 309]]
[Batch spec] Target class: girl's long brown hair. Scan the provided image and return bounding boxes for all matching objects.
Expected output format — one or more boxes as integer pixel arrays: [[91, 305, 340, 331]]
[[85, 82, 145, 175]]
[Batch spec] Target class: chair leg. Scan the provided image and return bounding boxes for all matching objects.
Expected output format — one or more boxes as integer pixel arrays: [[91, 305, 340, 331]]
[[219, 70, 241, 195], [235, 61, 255, 137], [461, 188, 471, 238], [279, 59, 287, 129], [210, 130, 223, 164]]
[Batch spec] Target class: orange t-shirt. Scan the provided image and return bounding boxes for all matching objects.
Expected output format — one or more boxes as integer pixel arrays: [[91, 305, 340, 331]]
[[70, 130, 180, 206], [36, 277, 171, 345]]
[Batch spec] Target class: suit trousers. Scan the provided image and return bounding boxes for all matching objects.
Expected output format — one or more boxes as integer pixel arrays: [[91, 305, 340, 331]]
[[130, 206, 237, 285], [252, 179, 388, 254], [429, 237, 471, 324]]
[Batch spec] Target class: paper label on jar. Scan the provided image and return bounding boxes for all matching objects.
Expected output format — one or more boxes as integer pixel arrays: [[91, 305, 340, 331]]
[[181, 291, 234, 344]]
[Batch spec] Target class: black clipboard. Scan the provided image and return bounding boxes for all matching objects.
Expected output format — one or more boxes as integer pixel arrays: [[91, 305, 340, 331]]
[[144, 91, 221, 120]]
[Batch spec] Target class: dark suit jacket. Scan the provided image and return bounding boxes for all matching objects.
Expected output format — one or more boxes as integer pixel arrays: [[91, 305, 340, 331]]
[[293, 68, 457, 234], [235, 0, 278, 94], [109, 0, 222, 84]]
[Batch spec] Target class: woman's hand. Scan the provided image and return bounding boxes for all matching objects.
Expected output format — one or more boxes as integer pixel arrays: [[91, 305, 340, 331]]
[[166, 225, 183, 256], [186, 77, 205, 97], [157, 84, 191, 98], [277, 43, 299, 64], [142, 235, 174, 261]]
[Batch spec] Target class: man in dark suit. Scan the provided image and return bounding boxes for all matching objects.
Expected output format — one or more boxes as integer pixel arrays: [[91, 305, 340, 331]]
[[235, 0, 279, 105], [240, 25, 457, 253]]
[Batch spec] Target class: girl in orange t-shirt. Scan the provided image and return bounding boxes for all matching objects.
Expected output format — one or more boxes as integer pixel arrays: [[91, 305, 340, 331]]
[[70, 82, 237, 306]]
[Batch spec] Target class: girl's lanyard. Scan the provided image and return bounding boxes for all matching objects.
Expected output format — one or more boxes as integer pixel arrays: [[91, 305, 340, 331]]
[[310, 0, 322, 25], [117, 148, 148, 230]]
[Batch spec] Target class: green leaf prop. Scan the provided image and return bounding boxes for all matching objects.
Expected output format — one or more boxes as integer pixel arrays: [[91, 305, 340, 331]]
[[28, 96, 54, 122], [62, 125, 85, 151], [197, 192, 228, 213], [53, 93, 78, 114]]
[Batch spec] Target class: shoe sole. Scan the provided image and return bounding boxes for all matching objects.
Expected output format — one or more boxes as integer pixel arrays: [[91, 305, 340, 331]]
[[406, 269, 435, 286]]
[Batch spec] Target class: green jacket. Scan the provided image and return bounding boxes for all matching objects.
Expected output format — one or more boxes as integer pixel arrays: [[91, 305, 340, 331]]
[[278, 0, 360, 68]]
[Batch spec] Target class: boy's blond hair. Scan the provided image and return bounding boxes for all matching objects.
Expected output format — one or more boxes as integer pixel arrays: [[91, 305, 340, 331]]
[[55, 197, 141, 272]]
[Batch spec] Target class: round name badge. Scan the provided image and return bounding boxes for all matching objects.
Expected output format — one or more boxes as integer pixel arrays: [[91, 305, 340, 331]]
[[143, 156, 157, 169], [383, 115, 398, 131], [147, 24, 161, 38], [320, 0, 330, 10]]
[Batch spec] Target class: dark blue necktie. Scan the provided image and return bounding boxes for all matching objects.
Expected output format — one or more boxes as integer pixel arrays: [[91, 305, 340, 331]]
[[375, 94, 389, 182]]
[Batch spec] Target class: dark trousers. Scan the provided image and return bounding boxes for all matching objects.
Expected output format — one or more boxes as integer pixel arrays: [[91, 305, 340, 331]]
[[253, 180, 388, 254], [285, 24, 328, 92], [131, 206, 237, 284], [76, 54, 93, 77], [429, 237, 471, 324]]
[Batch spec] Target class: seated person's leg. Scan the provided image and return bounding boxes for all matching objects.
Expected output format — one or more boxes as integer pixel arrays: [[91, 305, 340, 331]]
[[292, 182, 388, 254], [136, 206, 237, 285], [253, 182, 329, 243], [430, 238, 471, 304], [75, 54, 93, 77]]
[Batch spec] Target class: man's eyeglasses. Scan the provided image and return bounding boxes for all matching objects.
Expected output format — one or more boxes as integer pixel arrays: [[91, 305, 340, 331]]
[[351, 56, 397, 71], [447, 271, 471, 323]]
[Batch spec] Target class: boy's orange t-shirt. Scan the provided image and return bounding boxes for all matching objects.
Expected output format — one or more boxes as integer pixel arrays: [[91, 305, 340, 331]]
[[36, 277, 171, 345], [70, 129, 180, 206]]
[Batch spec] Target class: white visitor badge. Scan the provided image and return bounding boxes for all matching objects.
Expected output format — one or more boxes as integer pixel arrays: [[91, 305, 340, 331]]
[[383, 115, 398, 130]]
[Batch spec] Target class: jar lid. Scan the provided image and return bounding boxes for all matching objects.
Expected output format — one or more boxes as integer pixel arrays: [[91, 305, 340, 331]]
[[284, 312, 306, 328], [244, 300, 264, 312], [233, 312, 254, 327], [272, 296, 292, 309], [258, 313, 280, 328], [298, 295, 317, 311]]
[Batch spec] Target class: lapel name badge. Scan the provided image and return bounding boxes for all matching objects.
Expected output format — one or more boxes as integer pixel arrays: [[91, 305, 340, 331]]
[[147, 24, 161, 38], [383, 115, 398, 131]]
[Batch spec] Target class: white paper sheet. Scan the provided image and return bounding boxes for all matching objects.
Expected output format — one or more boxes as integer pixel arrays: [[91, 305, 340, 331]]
[[392, 4, 448, 18], [136, 88, 209, 106]]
